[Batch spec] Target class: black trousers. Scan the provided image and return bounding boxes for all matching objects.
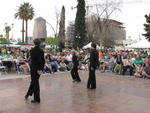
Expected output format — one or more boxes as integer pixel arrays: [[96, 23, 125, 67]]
[[87, 68, 96, 89], [26, 70, 40, 101], [71, 65, 81, 81], [122, 65, 134, 75]]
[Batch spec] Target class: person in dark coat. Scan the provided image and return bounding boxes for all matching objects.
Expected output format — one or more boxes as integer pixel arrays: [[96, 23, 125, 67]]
[[25, 39, 45, 103], [87, 43, 99, 89], [71, 50, 81, 82]]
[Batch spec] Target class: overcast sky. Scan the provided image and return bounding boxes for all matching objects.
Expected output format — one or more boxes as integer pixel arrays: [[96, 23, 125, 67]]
[[0, 0, 150, 41]]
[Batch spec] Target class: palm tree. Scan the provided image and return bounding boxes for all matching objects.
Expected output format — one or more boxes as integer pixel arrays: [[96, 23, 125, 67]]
[[23, 3, 34, 43], [4, 23, 11, 40], [15, 3, 25, 42], [15, 2, 34, 43]]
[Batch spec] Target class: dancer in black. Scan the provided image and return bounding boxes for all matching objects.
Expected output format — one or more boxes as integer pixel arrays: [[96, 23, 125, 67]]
[[25, 39, 45, 103], [87, 43, 99, 89], [71, 50, 81, 82]]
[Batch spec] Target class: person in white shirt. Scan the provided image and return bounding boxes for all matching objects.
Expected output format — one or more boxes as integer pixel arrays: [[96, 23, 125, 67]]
[[122, 55, 134, 75]]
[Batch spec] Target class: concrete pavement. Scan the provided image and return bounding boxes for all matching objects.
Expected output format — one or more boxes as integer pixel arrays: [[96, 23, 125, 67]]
[[0, 71, 150, 113]]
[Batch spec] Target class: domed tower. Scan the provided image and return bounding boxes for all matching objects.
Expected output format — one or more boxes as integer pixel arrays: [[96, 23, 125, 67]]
[[33, 17, 47, 43]]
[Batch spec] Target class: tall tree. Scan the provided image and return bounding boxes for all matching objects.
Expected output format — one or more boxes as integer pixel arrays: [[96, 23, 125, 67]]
[[143, 14, 150, 41], [15, 2, 34, 43], [58, 6, 65, 51], [15, 4, 25, 42], [54, 7, 60, 38], [4, 23, 11, 40], [86, 0, 122, 48], [74, 0, 86, 48], [24, 3, 34, 43]]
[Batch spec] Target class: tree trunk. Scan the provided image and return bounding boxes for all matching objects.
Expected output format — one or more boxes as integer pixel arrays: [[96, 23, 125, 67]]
[[22, 19, 25, 42], [6, 33, 9, 41], [25, 20, 28, 43]]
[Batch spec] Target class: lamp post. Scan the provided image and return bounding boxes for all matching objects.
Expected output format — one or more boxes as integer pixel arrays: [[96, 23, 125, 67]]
[[75, 35, 81, 48]]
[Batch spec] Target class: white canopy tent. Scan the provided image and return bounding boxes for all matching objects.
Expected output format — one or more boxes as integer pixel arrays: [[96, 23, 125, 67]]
[[126, 39, 150, 49], [45, 45, 52, 49], [83, 42, 92, 49], [83, 42, 100, 49], [6, 44, 21, 48]]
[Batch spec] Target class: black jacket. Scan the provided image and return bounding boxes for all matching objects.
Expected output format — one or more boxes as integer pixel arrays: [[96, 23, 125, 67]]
[[30, 46, 45, 71], [90, 49, 99, 68], [72, 53, 79, 66]]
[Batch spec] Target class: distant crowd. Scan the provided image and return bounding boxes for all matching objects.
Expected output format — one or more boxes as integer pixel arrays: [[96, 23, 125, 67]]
[[0, 47, 150, 78]]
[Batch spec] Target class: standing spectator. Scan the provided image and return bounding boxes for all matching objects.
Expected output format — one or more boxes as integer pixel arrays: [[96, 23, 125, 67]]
[[66, 51, 72, 63], [25, 39, 45, 103], [87, 43, 99, 89]]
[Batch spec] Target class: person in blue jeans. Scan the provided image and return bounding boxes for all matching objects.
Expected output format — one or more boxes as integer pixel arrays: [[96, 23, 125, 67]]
[[51, 60, 59, 73]]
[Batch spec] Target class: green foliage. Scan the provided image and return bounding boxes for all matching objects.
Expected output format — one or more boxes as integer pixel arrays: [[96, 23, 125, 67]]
[[46, 37, 60, 46], [5, 25, 11, 40], [74, 0, 86, 48], [58, 6, 66, 50], [143, 14, 150, 41], [5, 26, 11, 33], [15, 2, 34, 21], [0, 38, 7, 42], [15, 2, 34, 42]]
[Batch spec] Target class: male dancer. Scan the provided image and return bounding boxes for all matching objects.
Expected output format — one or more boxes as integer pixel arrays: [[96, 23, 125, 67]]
[[25, 39, 45, 103], [87, 43, 99, 89]]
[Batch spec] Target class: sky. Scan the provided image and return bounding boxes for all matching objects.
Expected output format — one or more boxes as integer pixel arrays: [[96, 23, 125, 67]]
[[118, 0, 150, 40], [0, 0, 150, 41]]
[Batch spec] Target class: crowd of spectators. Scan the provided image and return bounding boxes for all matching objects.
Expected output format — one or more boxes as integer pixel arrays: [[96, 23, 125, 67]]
[[0, 47, 150, 79], [98, 49, 150, 78]]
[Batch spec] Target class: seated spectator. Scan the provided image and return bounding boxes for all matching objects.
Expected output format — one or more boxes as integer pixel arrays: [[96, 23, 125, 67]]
[[44, 54, 52, 73], [122, 55, 134, 75], [16, 53, 29, 74], [142, 63, 150, 78], [59, 60, 67, 71], [99, 50, 103, 59], [145, 55, 150, 65], [101, 55, 114, 72], [51, 57, 59, 73], [142, 56, 150, 78], [114, 54, 123, 74], [66, 62, 73, 71], [134, 55, 144, 78], [20, 60, 30, 75]]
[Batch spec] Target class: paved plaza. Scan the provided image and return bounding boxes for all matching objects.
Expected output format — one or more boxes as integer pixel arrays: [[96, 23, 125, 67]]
[[0, 71, 150, 113]]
